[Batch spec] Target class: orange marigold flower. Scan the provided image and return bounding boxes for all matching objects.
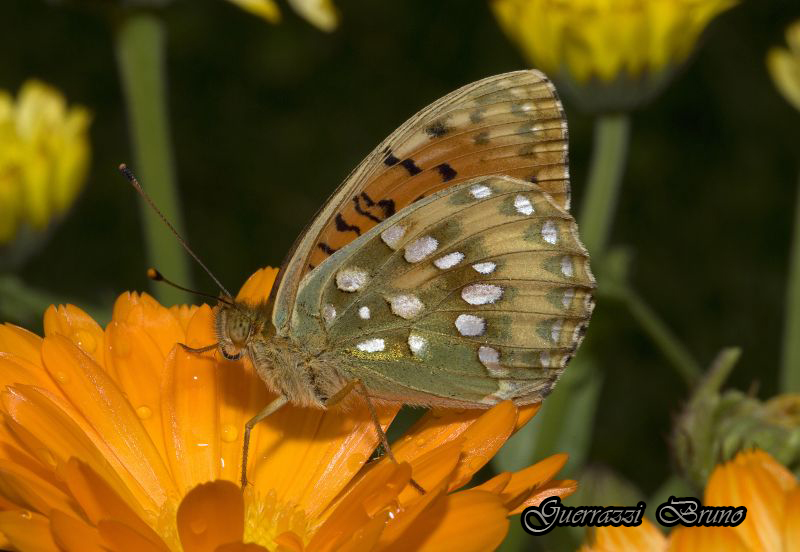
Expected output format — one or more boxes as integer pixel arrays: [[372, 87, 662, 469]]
[[0, 267, 576, 551], [580, 449, 800, 552]]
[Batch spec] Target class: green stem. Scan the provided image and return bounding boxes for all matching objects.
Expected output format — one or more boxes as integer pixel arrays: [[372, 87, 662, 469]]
[[781, 169, 800, 392], [579, 114, 631, 257], [615, 286, 702, 386], [115, 11, 191, 306]]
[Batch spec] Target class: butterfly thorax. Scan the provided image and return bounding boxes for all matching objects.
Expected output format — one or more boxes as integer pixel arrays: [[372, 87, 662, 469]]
[[215, 301, 347, 408]]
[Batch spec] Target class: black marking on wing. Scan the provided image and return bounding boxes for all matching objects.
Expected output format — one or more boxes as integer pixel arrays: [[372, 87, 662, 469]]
[[335, 213, 361, 236], [400, 158, 423, 176], [308, 263, 316, 270], [436, 163, 457, 182], [413, 194, 426, 203], [384, 152, 400, 166], [473, 131, 490, 145], [377, 198, 396, 218], [425, 120, 449, 138], [317, 242, 337, 254], [353, 194, 383, 224]]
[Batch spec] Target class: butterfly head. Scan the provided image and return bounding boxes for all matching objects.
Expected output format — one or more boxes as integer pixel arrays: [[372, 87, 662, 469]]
[[214, 300, 271, 361]]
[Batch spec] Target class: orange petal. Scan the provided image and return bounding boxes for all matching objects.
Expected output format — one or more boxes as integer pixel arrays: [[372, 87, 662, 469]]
[[176, 480, 244, 552], [500, 453, 569, 510], [0, 323, 44, 366], [161, 307, 220, 491], [0, 353, 61, 399], [377, 481, 448, 550], [105, 321, 169, 459], [509, 478, 578, 515], [0, 509, 59, 552], [62, 458, 164, 545], [391, 409, 482, 465], [112, 292, 186, 359], [396, 439, 462, 504], [0, 458, 76, 517], [667, 525, 749, 551], [336, 511, 389, 552], [250, 399, 398, 519], [383, 490, 509, 552], [274, 531, 305, 552], [2, 385, 148, 512], [309, 461, 410, 552], [41, 336, 176, 506], [98, 520, 171, 552], [216, 543, 271, 552], [169, 304, 201, 333], [472, 471, 512, 495], [236, 268, 279, 303], [585, 518, 667, 551], [782, 485, 800, 550], [447, 401, 518, 490], [705, 449, 795, 551], [43, 304, 105, 367], [49, 509, 105, 552], [514, 403, 541, 431]]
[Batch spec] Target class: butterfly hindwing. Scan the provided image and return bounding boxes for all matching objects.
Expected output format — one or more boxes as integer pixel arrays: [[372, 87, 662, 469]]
[[290, 176, 594, 407], [271, 70, 569, 335]]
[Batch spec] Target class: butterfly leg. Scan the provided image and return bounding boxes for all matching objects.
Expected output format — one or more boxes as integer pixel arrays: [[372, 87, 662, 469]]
[[178, 343, 217, 354], [241, 395, 289, 489], [328, 380, 426, 494]]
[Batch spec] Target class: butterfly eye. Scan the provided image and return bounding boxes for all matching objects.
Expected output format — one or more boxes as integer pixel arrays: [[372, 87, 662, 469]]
[[226, 312, 252, 346]]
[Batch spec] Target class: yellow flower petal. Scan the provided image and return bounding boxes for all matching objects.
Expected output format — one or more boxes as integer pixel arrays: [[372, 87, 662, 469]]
[[112, 292, 187, 359], [97, 520, 171, 552], [509, 478, 578, 515], [41, 335, 176, 507], [236, 267, 279, 303], [782, 486, 800, 550], [583, 517, 667, 552], [49, 508, 105, 552], [667, 525, 749, 551], [377, 481, 449, 550], [44, 304, 105, 366], [176, 480, 244, 552], [768, 46, 800, 112], [226, 0, 281, 24], [396, 439, 463, 504], [0, 509, 59, 552], [704, 449, 796, 550], [287, 0, 339, 31], [0, 323, 44, 367], [0, 458, 77, 517]]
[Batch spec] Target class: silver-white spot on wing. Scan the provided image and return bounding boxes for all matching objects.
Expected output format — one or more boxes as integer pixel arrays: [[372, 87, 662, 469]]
[[433, 251, 465, 270], [381, 224, 406, 250], [560, 256, 574, 278], [561, 289, 575, 309], [404, 236, 439, 263], [472, 261, 496, 274], [322, 304, 336, 324], [388, 294, 425, 319], [478, 345, 510, 377], [540, 351, 551, 368], [470, 184, 492, 199], [408, 334, 427, 356], [336, 267, 369, 292], [514, 194, 534, 216], [551, 319, 563, 343], [356, 338, 385, 353], [541, 220, 558, 244], [358, 306, 371, 320], [461, 283, 504, 305], [455, 314, 486, 336]]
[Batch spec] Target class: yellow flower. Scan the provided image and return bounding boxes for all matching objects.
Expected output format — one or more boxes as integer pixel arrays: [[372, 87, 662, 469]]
[[767, 19, 800, 112], [491, 0, 736, 110], [0, 80, 90, 247], [580, 449, 800, 551], [0, 267, 576, 551], [226, 0, 339, 31]]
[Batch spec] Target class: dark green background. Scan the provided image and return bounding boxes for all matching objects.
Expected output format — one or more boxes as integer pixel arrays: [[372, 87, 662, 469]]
[[3, 0, 800, 547]]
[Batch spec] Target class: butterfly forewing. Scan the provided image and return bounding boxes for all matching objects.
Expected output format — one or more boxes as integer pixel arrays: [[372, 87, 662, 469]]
[[271, 70, 569, 335], [291, 176, 594, 407]]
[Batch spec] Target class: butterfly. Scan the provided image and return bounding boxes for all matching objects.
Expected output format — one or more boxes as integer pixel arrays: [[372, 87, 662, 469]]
[[133, 69, 595, 489]]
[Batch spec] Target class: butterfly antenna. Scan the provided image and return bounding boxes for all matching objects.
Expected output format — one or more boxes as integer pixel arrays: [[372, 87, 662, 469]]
[[147, 268, 234, 306], [118, 163, 233, 299]]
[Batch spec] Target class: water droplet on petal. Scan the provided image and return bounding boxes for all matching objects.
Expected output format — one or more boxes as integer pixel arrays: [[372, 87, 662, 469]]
[[54, 371, 70, 384], [19, 510, 32, 520], [189, 518, 207, 535], [221, 424, 238, 443], [347, 453, 367, 471], [39, 449, 57, 468], [414, 438, 427, 448], [136, 406, 152, 419], [73, 330, 96, 353]]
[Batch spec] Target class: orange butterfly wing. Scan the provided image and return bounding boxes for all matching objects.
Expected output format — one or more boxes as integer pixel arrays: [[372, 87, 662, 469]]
[[271, 70, 569, 334]]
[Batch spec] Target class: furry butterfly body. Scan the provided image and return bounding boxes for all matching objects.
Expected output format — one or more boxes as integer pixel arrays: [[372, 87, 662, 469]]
[[208, 69, 595, 487]]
